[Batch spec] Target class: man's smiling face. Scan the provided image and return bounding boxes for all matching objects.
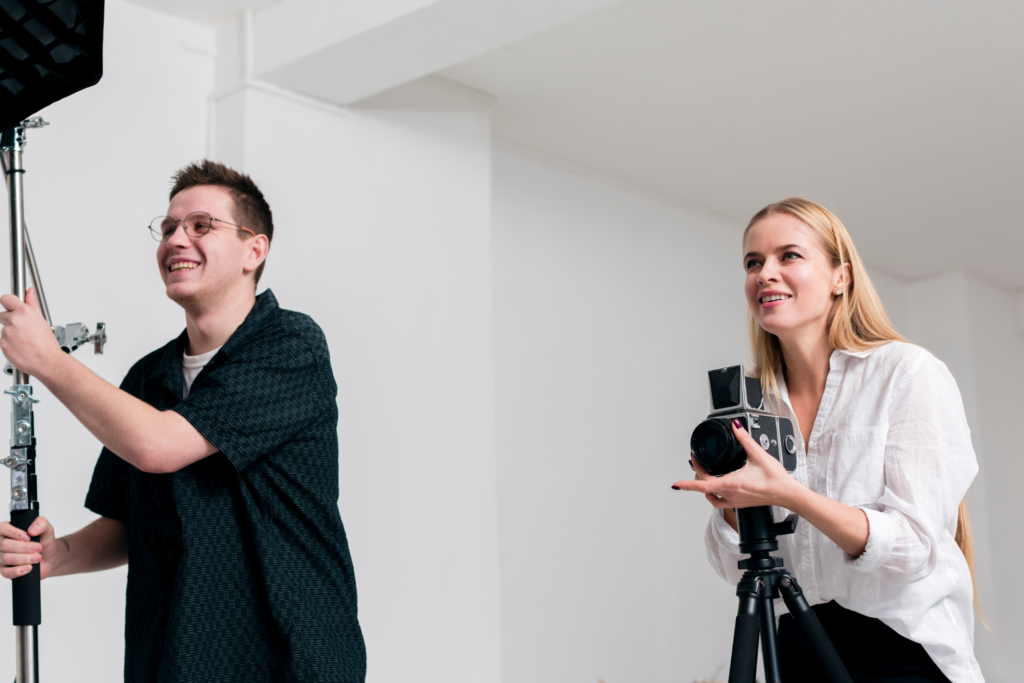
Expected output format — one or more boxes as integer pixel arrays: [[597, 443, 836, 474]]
[[157, 185, 253, 312]]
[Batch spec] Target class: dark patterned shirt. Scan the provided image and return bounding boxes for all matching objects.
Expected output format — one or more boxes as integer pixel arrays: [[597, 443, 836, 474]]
[[86, 290, 366, 683]]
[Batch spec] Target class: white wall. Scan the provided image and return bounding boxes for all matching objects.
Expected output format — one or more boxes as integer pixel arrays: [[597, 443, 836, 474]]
[[492, 148, 749, 683], [209, 74, 504, 681], [491, 152, 1024, 682], [0, 2, 214, 681]]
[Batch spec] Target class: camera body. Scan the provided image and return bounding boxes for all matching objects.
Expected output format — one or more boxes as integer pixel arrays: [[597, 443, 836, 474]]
[[690, 365, 798, 476]]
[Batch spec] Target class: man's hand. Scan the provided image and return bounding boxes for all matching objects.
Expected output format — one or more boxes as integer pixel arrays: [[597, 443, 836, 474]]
[[0, 516, 61, 580], [0, 288, 61, 378]]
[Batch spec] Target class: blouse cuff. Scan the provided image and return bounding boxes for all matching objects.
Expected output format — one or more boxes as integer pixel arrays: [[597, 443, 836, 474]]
[[711, 509, 742, 552], [844, 507, 895, 572]]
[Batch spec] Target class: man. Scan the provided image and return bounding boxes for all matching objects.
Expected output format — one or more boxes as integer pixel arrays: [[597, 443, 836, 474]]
[[0, 160, 365, 682]]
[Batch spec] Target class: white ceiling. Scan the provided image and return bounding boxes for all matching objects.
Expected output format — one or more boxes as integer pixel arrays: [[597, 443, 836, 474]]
[[124, 0, 269, 24], [441, 0, 1024, 289]]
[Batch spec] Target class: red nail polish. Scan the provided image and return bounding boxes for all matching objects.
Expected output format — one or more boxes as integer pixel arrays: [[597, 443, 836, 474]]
[[732, 418, 743, 430], [671, 484, 681, 490]]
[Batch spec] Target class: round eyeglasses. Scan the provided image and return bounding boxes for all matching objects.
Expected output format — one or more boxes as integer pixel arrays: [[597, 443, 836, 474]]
[[149, 212, 256, 242]]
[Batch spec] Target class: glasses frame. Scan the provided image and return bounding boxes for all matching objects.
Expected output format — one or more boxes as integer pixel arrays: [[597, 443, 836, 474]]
[[149, 211, 257, 242]]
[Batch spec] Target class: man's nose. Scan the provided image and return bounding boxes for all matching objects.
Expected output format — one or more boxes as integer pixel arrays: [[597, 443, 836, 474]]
[[165, 222, 192, 247]]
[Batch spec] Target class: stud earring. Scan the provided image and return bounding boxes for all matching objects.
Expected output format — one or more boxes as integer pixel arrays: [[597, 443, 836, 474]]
[[835, 289, 842, 295]]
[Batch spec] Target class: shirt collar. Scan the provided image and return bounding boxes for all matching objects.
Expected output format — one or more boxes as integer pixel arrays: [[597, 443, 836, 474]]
[[152, 289, 280, 387], [833, 347, 877, 359]]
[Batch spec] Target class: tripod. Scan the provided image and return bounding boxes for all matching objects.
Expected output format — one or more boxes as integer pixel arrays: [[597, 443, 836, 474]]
[[726, 506, 853, 683]]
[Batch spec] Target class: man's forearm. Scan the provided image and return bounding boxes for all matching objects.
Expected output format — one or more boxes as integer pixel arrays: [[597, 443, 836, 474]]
[[33, 351, 214, 473], [49, 517, 127, 578]]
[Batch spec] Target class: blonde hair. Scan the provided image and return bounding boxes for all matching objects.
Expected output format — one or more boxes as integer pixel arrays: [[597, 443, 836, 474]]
[[743, 197, 981, 618]]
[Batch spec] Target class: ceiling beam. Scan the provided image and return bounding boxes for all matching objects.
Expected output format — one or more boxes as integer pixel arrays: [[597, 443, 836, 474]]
[[250, 0, 620, 105]]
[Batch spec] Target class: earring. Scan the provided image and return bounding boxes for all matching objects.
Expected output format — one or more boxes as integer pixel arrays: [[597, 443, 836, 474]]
[[835, 288, 842, 295]]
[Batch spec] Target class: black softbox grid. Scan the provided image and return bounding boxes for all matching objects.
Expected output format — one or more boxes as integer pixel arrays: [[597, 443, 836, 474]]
[[0, 0, 104, 130]]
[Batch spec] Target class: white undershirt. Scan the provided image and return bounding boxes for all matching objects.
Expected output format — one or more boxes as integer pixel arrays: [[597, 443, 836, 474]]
[[182, 347, 221, 399]]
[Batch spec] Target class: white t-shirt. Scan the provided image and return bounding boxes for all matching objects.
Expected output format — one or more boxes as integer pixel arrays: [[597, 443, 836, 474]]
[[704, 342, 983, 682], [182, 346, 221, 399]]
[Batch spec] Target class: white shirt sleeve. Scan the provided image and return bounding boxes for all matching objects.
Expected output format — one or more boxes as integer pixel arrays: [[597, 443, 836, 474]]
[[704, 509, 746, 585], [844, 355, 978, 582]]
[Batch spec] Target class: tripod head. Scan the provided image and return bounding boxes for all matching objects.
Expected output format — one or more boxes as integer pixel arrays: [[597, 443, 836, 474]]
[[736, 506, 798, 570]]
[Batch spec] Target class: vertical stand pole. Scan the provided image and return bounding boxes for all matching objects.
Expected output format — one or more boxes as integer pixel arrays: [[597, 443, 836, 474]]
[[3, 126, 40, 683]]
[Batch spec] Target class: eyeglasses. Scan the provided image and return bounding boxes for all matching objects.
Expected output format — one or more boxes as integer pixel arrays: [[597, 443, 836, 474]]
[[149, 212, 256, 242]]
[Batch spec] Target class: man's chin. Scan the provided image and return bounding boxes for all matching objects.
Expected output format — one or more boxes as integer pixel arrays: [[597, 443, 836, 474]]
[[165, 283, 207, 310]]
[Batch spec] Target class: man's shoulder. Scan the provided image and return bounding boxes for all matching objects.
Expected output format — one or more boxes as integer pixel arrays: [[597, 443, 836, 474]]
[[261, 306, 330, 359]]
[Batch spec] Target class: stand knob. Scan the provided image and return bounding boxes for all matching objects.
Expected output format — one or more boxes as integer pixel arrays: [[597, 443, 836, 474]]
[[773, 514, 799, 536]]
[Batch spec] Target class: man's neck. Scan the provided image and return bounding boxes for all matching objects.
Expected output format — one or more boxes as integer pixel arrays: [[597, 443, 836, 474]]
[[183, 287, 257, 355]]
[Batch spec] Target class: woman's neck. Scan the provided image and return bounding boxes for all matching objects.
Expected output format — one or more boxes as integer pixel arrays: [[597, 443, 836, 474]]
[[779, 329, 833, 399]]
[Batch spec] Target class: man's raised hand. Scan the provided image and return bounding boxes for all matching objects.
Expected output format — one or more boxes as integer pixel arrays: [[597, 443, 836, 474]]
[[0, 287, 61, 378]]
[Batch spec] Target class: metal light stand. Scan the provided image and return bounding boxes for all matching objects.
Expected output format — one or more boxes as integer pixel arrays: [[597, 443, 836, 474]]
[[0, 119, 106, 683]]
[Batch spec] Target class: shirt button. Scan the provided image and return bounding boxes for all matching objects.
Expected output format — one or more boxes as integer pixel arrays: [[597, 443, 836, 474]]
[[802, 538, 809, 548]]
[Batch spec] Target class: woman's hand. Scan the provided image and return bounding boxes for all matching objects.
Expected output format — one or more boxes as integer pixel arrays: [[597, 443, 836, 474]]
[[672, 418, 801, 510], [0, 516, 64, 580]]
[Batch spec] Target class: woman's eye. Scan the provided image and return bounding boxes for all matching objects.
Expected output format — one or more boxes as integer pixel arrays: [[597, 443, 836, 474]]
[[782, 252, 801, 261], [745, 259, 761, 270]]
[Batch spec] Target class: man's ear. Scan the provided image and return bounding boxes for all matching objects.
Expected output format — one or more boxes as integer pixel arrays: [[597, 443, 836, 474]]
[[243, 234, 269, 275]]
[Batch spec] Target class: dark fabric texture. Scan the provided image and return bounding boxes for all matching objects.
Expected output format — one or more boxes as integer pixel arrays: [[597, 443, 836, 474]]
[[85, 290, 365, 683], [778, 601, 951, 683]]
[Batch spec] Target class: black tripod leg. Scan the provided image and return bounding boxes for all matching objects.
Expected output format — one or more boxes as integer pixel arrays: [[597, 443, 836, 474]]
[[727, 575, 761, 683], [777, 575, 853, 683], [758, 589, 782, 683]]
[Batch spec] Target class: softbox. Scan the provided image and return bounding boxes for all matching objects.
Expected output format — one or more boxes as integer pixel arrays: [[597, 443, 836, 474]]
[[0, 0, 104, 129]]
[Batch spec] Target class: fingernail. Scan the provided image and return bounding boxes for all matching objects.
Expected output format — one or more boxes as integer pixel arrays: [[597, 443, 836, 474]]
[[33, 544, 41, 552], [732, 419, 743, 430], [671, 484, 681, 490], [688, 459, 695, 471], [20, 535, 28, 541], [21, 567, 29, 574], [32, 555, 39, 563]]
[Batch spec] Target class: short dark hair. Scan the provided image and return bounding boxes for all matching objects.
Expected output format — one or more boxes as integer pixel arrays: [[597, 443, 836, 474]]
[[169, 160, 274, 285]]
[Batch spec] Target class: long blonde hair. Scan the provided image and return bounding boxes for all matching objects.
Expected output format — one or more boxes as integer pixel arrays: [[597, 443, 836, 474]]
[[744, 198, 981, 617]]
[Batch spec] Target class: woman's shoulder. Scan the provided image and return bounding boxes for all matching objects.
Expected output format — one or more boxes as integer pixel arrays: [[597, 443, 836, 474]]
[[854, 341, 959, 402]]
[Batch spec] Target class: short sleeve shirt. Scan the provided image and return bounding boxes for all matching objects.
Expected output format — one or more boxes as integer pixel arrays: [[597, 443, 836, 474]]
[[85, 290, 366, 683]]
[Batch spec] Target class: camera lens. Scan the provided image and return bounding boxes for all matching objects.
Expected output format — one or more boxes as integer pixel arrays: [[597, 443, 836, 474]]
[[690, 419, 746, 475]]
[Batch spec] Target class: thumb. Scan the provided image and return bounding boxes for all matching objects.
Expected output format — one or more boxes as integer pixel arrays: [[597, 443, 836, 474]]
[[26, 517, 52, 541], [26, 288, 41, 316]]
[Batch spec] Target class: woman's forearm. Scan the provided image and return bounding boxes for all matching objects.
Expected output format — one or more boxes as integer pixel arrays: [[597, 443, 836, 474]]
[[49, 517, 128, 578], [782, 484, 869, 557]]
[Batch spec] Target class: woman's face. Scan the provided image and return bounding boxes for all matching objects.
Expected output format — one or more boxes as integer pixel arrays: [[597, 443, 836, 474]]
[[743, 212, 846, 344]]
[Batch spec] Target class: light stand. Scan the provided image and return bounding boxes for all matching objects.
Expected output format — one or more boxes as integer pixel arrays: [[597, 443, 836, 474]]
[[1, 119, 106, 683]]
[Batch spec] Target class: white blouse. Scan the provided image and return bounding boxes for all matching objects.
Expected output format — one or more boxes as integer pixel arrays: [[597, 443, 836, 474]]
[[704, 342, 983, 682]]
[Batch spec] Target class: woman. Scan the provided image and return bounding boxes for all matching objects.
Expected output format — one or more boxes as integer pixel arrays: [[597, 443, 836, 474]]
[[672, 198, 983, 682]]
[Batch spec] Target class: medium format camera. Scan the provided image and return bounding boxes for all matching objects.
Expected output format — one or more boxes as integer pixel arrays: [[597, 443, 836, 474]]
[[690, 365, 798, 476]]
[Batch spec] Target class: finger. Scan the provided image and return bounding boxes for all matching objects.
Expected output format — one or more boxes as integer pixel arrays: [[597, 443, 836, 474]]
[[672, 479, 714, 494], [25, 288, 41, 316], [691, 457, 712, 479], [27, 517, 52, 540], [1, 565, 32, 580], [0, 539, 40, 554], [0, 294, 22, 313], [0, 522, 31, 542], [0, 552, 39, 567], [706, 493, 732, 509]]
